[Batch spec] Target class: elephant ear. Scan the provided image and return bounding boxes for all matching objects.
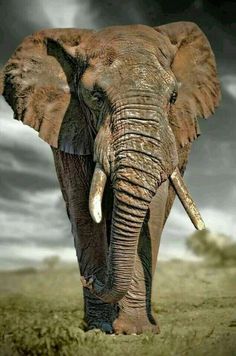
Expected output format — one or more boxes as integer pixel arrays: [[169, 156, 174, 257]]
[[154, 22, 221, 147], [1, 28, 95, 154]]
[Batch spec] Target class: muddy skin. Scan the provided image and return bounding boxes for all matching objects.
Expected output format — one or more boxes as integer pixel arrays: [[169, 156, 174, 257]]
[[1, 22, 220, 334]]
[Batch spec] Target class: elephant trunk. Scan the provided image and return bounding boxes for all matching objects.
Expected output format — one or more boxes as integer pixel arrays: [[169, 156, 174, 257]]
[[84, 102, 204, 303], [85, 164, 157, 303], [82, 104, 176, 303]]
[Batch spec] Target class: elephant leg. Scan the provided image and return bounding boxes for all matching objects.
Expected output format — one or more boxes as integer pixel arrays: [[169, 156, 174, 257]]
[[113, 180, 169, 335], [51, 148, 117, 333]]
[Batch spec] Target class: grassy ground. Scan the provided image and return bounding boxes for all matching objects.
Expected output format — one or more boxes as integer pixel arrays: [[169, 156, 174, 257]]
[[0, 261, 235, 356]]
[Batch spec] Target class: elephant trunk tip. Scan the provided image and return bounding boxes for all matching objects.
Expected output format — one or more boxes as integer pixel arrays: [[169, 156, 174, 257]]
[[80, 275, 128, 304]]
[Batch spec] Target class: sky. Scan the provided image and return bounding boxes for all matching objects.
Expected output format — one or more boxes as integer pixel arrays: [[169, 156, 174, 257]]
[[0, 0, 235, 269]]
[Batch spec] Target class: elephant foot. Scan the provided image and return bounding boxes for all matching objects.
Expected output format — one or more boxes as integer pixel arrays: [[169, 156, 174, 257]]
[[113, 310, 160, 335], [83, 293, 118, 334], [87, 320, 113, 334]]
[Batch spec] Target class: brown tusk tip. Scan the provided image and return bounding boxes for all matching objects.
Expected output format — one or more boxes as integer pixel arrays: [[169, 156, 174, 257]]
[[170, 168, 206, 231]]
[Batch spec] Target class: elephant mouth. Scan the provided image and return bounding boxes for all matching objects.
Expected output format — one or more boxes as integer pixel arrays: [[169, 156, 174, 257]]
[[89, 162, 205, 230]]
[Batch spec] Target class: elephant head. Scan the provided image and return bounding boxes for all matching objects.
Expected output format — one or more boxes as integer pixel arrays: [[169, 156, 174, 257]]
[[1, 22, 220, 303]]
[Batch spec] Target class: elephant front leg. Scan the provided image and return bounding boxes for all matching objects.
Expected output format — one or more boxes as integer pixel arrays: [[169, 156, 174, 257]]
[[72, 214, 117, 333], [51, 149, 117, 333], [113, 181, 169, 334]]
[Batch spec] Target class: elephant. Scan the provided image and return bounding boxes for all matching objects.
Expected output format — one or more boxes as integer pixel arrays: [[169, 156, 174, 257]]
[[0, 22, 220, 334]]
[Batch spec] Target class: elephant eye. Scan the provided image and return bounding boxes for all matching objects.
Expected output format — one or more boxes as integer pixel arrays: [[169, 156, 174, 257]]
[[91, 91, 104, 106], [170, 90, 178, 104]]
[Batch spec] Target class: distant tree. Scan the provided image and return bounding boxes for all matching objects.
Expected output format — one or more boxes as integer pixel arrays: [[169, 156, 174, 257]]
[[186, 229, 236, 266], [42, 255, 60, 270]]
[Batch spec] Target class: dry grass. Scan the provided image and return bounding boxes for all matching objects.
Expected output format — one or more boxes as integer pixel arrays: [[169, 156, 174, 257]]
[[0, 261, 235, 355]]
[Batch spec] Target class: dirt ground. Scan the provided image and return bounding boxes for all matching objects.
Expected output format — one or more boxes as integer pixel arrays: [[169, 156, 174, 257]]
[[0, 260, 235, 356]]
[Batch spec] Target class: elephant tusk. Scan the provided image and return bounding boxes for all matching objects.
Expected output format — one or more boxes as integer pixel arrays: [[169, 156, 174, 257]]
[[89, 162, 107, 224], [170, 168, 206, 230]]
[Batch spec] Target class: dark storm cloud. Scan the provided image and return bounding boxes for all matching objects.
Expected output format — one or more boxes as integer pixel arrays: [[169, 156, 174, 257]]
[[199, 89, 236, 141], [0, 140, 57, 194], [185, 84, 236, 214], [0, 98, 57, 198], [0, 168, 57, 196], [0, 0, 51, 65], [0, 188, 71, 242]]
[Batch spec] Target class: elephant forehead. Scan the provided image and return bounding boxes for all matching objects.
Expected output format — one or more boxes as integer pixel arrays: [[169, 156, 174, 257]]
[[89, 24, 165, 51], [84, 25, 175, 69]]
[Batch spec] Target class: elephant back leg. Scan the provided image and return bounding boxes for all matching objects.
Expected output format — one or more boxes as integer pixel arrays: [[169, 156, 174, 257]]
[[51, 147, 116, 333]]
